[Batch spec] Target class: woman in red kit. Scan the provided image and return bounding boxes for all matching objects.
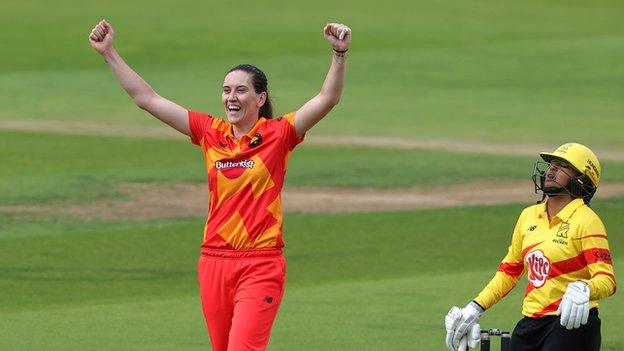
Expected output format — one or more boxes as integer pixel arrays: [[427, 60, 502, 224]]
[[89, 19, 351, 351]]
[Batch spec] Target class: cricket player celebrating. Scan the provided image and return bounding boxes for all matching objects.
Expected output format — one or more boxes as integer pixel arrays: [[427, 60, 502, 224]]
[[445, 143, 616, 351], [89, 20, 351, 351]]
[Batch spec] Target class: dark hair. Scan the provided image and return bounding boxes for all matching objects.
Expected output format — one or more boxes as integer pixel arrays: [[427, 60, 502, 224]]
[[226, 64, 273, 118]]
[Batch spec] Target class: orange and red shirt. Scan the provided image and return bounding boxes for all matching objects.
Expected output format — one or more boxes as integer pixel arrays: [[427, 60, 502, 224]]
[[474, 198, 616, 317], [188, 111, 303, 250]]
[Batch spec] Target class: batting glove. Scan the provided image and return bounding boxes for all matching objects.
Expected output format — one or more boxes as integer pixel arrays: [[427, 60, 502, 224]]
[[557, 281, 590, 330], [445, 302, 483, 351]]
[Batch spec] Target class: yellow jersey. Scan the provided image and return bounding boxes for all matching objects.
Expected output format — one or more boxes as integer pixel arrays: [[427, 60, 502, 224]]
[[474, 198, 616, 317]]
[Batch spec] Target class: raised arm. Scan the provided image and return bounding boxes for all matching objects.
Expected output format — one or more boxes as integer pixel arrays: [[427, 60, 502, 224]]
[[88, 20, 190, 136], [294, 23, 351, 136]]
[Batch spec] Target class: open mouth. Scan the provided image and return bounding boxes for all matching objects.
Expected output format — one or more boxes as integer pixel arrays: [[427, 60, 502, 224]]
[[227, 105, 241, 113]]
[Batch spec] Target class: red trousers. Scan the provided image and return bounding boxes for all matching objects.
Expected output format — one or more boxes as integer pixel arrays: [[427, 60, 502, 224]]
[[198, 248, 286, 351]]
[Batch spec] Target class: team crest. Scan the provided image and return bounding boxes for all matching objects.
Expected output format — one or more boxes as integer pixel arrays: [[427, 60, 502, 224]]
[[556, 221, 570, 239], [526, 249, 550, 288], [249, 133, 263, 148]]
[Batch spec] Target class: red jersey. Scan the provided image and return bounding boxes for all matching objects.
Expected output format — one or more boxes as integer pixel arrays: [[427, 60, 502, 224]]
[[189, 111, 304, 250]]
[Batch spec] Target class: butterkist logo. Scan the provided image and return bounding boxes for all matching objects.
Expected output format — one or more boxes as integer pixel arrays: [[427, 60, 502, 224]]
[[526, 249, 550, 288], [215, 160, 254, 170]]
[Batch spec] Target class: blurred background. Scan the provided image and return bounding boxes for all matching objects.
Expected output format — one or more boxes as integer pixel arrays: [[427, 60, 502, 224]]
[[1, 0, 622, 349]]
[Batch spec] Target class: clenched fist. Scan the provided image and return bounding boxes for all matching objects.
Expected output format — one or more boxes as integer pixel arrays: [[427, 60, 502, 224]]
[[88, 20, 115, 55], [324, 23, 351, 52]]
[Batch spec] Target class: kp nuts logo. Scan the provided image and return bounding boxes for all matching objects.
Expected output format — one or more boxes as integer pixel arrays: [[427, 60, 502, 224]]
[[526, 249, 550, 288], [594, 250, 612, 264], [215, 160, 254, 170], [587, 159, 600, 179]]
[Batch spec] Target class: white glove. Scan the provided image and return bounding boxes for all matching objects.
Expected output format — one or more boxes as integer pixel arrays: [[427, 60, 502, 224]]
[[557, 281, 590, 330], [445, 302, 483, 351]]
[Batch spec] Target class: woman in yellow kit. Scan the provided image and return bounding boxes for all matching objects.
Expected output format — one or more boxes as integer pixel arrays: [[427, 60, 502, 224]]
[[89, 19, 351, 351], [445, 143, 616, 351]]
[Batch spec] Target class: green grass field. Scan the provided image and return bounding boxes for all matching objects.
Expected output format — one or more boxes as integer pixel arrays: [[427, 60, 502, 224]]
[[1, 0, 623, 350], [1, 205, 623, 350], [2, 0, 623, 146], [3, 131, 624, 206]]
